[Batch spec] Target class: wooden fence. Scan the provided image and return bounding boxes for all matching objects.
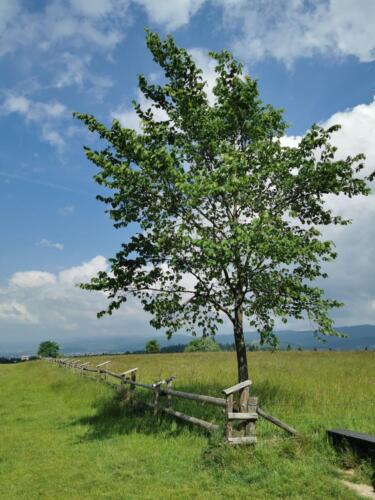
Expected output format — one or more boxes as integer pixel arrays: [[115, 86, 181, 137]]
[[46, 357, 298, 444]]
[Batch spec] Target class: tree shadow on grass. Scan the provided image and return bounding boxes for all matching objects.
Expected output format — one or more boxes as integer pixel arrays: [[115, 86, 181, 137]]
[[71, 388, 216, 442], [70, 379, 299, 443]]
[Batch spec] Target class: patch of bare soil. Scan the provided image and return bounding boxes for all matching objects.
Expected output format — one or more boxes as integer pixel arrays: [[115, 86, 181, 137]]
[[341, 470, 375, 499]]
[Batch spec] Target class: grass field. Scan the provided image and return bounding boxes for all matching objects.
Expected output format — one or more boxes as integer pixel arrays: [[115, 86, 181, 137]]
[[0, 352, 374, 499]]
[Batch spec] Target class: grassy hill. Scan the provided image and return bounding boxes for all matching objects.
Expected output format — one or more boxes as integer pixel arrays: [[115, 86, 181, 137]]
[[1, 352, 374, 498]]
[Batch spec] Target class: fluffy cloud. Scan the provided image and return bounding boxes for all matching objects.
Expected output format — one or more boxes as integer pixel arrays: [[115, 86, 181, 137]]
[[216, 0, 375, 66], [323, 98, 375, 177], [0, 0, 130, 57], [0, 95, 67, 149], [0, 95, 66, 121], [0, 301, 38, 324], [0, 256, 151, 339], [133, 0, 205, 30], [53, 52, 113, 96], [281, 97, 375, 326], [59, 255, 107, 285], [188, 48, 218, 105], [111, 90, 169, 131], [10, 271, 57, 289]]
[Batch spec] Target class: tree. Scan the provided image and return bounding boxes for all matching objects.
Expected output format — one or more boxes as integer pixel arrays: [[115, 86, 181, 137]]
[[185, 337, 221, 352], [75, 31, 373, 382], [145, 339, 160, 353], [38, 341, 59, 358]]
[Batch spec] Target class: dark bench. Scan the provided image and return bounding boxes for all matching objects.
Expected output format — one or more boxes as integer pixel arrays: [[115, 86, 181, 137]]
[[327, 428, 375, 458]]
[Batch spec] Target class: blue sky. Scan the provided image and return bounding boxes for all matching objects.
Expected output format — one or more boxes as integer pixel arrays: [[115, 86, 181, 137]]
[[1, 0, 375, 348]]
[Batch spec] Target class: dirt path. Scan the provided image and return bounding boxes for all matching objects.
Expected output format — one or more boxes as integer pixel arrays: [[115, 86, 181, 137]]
[[341, 480, 375, 499], [340, 470, 375, 499]]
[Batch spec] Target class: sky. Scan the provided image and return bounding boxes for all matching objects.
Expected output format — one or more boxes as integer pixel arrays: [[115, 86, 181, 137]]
[[1, 0, 375, 348]]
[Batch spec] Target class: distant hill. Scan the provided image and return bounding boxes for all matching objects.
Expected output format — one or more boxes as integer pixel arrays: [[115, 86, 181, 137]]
[[244, 324, 375, 350], [2, 324, 374, 357]]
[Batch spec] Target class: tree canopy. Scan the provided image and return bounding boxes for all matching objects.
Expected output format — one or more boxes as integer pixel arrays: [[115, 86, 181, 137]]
[[75, 31, 373, 381], [185, 337, 221, 352], [38, 341, 59, 358], [145, 339, 160, 353]]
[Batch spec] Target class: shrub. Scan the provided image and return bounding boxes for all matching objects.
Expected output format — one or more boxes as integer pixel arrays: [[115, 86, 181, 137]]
[[185, 337, 221, 352], [37, 341, 59, 358], [145, 340, 160, 353]]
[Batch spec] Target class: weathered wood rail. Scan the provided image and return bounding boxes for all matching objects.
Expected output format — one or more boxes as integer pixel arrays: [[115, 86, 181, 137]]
[[45, 357, 298, 443]]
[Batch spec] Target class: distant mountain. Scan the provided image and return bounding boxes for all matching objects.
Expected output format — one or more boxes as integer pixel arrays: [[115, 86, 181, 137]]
[[244, 324, 375, 350], [2, 324, 374, 357]]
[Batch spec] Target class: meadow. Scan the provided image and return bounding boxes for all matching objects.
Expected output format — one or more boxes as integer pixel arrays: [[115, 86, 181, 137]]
[[0, 351, 374, 499]]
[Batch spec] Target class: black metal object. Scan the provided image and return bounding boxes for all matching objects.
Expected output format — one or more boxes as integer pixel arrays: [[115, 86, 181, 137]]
[[327, 428, 375, 458]]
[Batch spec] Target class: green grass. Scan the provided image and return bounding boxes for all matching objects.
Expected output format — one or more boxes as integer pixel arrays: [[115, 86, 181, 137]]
[[0, 352, 374, 499]]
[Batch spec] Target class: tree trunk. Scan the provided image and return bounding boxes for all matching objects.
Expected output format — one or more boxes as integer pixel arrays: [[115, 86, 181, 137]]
[[233, 303, 249, 382]]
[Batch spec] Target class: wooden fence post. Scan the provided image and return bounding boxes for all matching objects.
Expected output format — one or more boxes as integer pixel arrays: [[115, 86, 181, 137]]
[[96, 361, 111, 381], [79, 362, 90, 376], [166, 376, 176, 409], [225, 393, 234, 440], [119, 368, 138, 401], [223, 380, 257, 445], [153, 381, 163, 416], [131, 369, 137, 395], [247, 397, 258, 437]]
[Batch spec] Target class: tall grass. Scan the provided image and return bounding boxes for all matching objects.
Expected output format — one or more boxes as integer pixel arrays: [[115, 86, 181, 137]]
[[0, 352, 374, 498]]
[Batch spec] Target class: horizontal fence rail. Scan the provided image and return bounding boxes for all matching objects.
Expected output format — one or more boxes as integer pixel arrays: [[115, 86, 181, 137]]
[[45, 357, 298, 442]]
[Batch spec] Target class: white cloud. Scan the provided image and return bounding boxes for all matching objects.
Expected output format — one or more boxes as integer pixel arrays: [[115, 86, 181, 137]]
[[111, 90, 169, 131], [0, 256, 153, 341], [53, 52, 113, 94], [10, 271, 57, 288], [133, 0, 205, 30], [0, 0, 127, 120], [281, 97, 375, 326], [216, 0, 375, 66], [111, 102, 144, 132], [188, 48, 218, 105], [1, 96, 67, 122], [37, 239, 64, 251], [0, 94, 67, 149], [323, 97, 375, 177], [41, 126, 65, 149], [59, 255, 107, 285], [0, 301, 38, 324], [0, 1, 130, 57]]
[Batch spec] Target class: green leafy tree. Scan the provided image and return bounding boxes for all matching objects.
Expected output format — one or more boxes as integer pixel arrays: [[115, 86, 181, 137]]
[[185, 337, 221, 352], [37, 341, 59, 358], [145, 339, 160, 353], [75, 31, 373, 382]]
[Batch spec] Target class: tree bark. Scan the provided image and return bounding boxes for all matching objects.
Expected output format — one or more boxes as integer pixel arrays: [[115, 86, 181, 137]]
[[233, 303, 249, 382]]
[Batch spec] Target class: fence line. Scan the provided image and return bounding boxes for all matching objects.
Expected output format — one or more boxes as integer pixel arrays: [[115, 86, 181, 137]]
[[45, 357, 298, 443]]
